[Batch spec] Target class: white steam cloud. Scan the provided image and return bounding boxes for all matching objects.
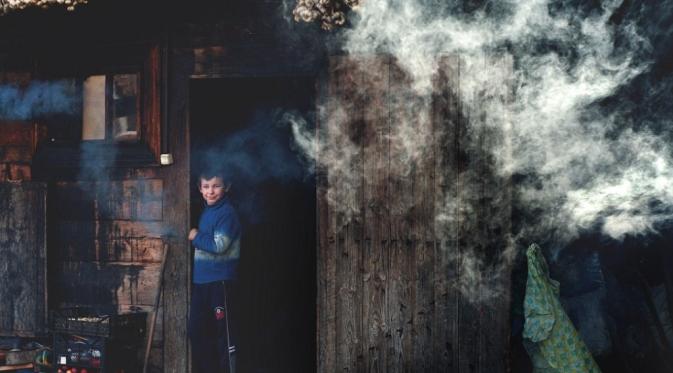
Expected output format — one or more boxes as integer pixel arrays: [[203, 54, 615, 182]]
[[291, 0, 673, 301], [290, 104, 362, 223]]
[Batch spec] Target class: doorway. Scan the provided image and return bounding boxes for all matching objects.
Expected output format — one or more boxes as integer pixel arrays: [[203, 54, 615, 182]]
[[189, 76, 317, 372]]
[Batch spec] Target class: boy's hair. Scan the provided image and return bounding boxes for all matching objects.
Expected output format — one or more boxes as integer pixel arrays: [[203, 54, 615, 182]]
[[198, 169, 224, 182], [197, 169, 231, 187]]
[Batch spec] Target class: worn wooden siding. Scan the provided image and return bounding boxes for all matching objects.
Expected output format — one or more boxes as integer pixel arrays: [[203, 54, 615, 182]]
[[49, 176, 167, 372], [318, 55, 513, 372], [0, 66, 171, 370], [441, 55, 513, 373], [0, 68, 42, 182], [0, 182, 47, 336]]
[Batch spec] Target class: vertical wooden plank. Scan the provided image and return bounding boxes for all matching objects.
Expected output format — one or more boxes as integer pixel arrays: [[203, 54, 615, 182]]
[[317, 63, 337, 373], [475, 55, 513, 373], [442, 54, 513, 373], [408, 80, 436, 372], [0, 182, 47, 336], [160, 47, 193, 373], [346, 57, 365, 373], [361, 56, 390, 373], [386, 58, 414, 372], [456, 64, 480, 371], [38, 185, 48, 336], [433, 55, 462, 372], [0, 164, 7, 181], [327, 56, 365, 372], [143, 44, 162, 161]]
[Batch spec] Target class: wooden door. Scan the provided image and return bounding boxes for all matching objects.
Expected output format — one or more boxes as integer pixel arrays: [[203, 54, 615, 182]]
[[317, 55, 513, 372]]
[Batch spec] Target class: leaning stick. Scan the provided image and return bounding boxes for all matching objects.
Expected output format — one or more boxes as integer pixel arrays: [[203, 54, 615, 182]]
[[143, 241, 169, 373]]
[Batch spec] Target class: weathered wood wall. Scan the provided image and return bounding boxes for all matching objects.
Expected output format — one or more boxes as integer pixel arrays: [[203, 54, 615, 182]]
[[318, 55, 513, 372], [47, 173, 168, 372], [0, 73, 171, 371], [0, 182, 47, 336], [48, 179, 164, 303], [0, 1, 326, 371]]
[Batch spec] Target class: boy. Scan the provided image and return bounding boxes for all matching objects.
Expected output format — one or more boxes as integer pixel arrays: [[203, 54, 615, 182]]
[[188, 170, 241, 372]]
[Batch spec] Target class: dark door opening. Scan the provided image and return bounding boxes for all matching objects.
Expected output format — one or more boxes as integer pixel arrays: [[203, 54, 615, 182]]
[[189, 77, 317, 373]]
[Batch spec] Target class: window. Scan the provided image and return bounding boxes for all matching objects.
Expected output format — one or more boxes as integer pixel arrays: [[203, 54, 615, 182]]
[[34, 45, 162, 169], [82, 73, 140, 143]]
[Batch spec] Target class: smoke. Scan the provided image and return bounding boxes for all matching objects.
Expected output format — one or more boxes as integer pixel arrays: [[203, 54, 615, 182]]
[[194, 109, 313, 224], [339, 0, 671, 242], [197, 109, 309, 185], [0, 78, 121, 225], [76, 141, 118, 223], [290, 105, 362, 223], [291, 0, 673, 302], [0, 80, 80, 120]]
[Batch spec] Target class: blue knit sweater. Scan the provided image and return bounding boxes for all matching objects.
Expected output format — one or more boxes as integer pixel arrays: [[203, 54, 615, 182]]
[[192, 196, 241, 284]]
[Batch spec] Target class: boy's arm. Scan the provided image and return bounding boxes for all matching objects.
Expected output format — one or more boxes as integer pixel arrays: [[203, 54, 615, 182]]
[[192, 230, 233, 254], [192, 212, 239, 255]]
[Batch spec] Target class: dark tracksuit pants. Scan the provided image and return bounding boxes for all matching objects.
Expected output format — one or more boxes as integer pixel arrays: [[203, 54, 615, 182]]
[[189, 281, 236, 373]]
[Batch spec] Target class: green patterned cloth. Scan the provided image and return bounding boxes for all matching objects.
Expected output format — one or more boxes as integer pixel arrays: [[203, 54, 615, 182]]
[[523, 244, 601, 373]]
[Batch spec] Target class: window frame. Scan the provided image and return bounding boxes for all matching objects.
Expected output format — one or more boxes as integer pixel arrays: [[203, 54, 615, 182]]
[[33, 43, 162, 170], [81, 72, 142, 143]]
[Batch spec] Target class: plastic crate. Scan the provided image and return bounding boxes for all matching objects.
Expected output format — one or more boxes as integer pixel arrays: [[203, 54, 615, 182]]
[[50, 308, 146, 339]]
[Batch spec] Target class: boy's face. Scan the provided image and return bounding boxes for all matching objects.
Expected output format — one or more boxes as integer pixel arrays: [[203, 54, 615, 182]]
[[199, 176, 227, 205]]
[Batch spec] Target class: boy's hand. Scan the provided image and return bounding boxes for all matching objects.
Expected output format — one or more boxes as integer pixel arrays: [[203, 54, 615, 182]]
[[188, 228, 198, 241]]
